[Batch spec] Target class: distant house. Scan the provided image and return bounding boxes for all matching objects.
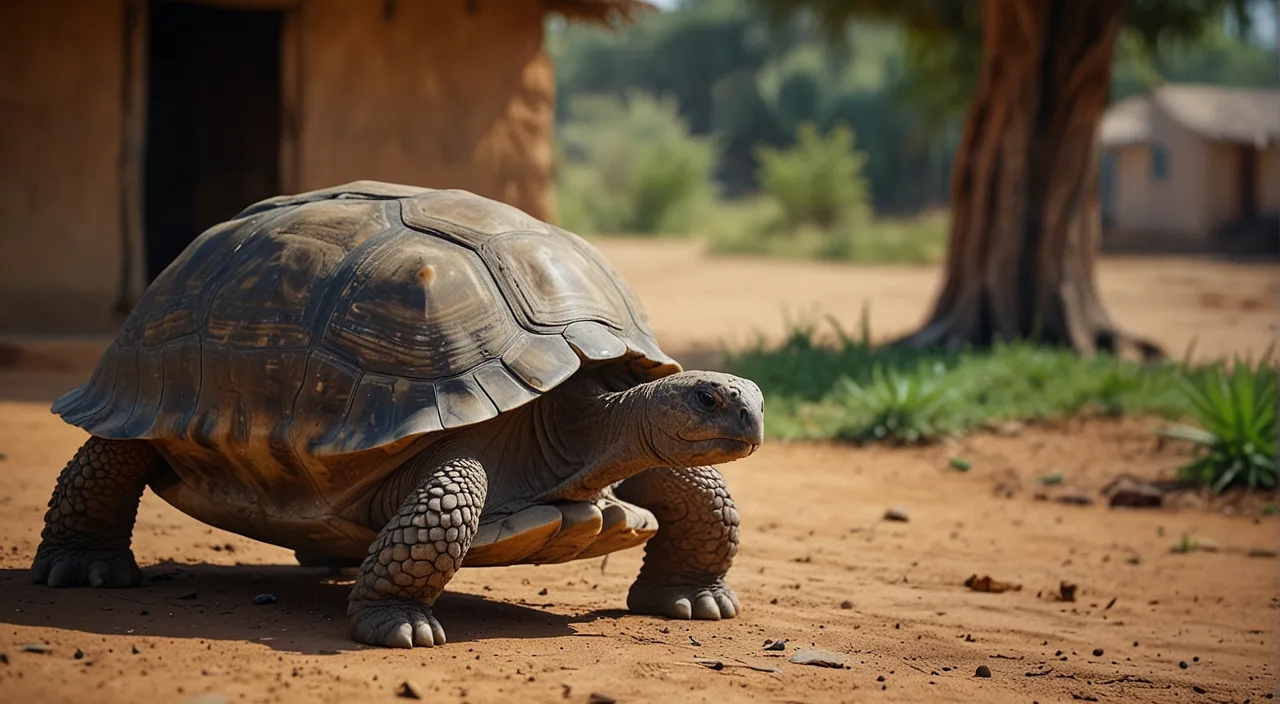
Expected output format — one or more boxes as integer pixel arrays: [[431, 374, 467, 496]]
[[1098, 84, 1280, 253], [0, 0, 644, 335]]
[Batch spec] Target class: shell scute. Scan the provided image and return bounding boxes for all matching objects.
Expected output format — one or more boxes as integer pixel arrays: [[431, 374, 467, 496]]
[[400, 189, 550, 248], [480, 231, 631, 331], [234, 180, 428, 220], [500, 334, 580, 393], [434, 373, 500, 429], [127, 214, 261, 348], [321, 232, 522, 379], [472, 360, 540, 412]]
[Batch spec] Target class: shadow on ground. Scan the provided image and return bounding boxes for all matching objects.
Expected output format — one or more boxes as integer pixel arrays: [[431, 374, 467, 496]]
[[0, 561, 620, 653]]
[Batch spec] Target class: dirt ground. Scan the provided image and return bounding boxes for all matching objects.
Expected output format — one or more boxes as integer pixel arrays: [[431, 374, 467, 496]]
[[0, 241, 1276, 704]]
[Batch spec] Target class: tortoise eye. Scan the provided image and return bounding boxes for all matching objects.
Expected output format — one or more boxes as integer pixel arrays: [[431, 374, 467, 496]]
[[695, 389, 719, 410]]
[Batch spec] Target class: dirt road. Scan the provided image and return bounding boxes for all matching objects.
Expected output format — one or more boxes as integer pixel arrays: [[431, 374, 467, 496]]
[[0, 242, 1276, 703]]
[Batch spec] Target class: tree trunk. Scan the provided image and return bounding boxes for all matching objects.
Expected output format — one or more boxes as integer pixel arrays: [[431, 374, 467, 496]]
[[893, 0, 1161, 359]]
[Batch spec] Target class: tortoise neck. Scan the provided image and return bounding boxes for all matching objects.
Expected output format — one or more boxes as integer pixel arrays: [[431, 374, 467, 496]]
[[538, 372, 663, 500]]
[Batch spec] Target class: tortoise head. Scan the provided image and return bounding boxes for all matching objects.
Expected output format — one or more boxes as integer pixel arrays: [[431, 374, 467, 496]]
[[643, 371, 765, 466]]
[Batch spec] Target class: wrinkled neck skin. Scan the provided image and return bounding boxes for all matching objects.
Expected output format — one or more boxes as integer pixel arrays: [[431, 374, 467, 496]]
[[524, 371, 667, 501], [371, 369, 666, 525]]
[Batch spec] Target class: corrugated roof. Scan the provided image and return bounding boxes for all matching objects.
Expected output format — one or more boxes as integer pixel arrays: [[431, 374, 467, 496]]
[[1100, 83, 1280, 147]]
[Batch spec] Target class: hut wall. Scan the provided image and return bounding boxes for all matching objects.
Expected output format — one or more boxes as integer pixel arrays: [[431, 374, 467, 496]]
[[296, 0, 557, 221], [0, 1, 125, 333]]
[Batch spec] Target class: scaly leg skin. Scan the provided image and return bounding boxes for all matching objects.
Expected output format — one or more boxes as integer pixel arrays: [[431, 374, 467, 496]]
[[347, 450, 487, 648], [30, 437, 159, 588], [615, 465, 741, 621]]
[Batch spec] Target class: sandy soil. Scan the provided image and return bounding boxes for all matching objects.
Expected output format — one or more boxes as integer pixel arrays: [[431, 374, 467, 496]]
[[0, 242, 1276, 704]]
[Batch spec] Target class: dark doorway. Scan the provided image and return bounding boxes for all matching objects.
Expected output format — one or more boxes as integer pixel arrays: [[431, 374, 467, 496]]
[[144, 0, 282, 281], [1237, 144, 1258, 222]]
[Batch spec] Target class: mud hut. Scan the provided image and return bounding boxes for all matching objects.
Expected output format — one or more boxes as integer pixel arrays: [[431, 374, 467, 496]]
[[0, 0, 647, 334]]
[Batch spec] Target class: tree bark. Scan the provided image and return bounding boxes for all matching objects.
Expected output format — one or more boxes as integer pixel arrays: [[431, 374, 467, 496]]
[[893, 0, 1162, 359]]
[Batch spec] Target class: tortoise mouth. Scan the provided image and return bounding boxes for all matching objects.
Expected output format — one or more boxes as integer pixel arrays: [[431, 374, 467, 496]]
[[679, 434, 760, 459]]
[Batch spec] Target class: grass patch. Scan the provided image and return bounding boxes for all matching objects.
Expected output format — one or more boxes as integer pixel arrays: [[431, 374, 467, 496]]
[[719, 316, 1274, 466], [703, 198, 949, 264]]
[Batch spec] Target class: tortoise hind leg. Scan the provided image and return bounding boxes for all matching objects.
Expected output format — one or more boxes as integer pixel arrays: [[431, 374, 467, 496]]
[[30, 438, 159, 588], [347, 447, 487, 648], [614, 465, 741, 620]]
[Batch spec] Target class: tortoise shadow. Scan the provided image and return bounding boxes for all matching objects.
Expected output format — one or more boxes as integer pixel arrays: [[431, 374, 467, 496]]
[[0, 561, 623, 654]]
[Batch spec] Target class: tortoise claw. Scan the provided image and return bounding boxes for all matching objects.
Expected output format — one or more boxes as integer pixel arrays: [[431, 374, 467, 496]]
[[348, 600, 447, 649], [627, 579, 740, 621], [30, 546, 143, 589]]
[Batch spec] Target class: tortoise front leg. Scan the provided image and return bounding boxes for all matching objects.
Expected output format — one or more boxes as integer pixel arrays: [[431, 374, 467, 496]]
[[347, 447, 487, 649], [614, 465, 741, 620]]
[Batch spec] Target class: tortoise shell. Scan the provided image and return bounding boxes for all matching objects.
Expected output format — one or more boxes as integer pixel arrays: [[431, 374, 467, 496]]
[[51, 182, 680, 547]]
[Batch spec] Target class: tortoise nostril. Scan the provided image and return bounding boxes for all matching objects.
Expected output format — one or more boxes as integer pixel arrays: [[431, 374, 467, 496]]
[[739, 408, 749, 424]]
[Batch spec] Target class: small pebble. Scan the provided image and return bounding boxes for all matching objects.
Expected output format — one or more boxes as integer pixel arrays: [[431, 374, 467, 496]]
[[140, 610, 149, 616], [74, 649, 84, 660], [253, 594, 277, 606], [876, 675, 885, 682], [20, 644, 51, 654], [883, 506, 910, 522], [178, 592, 198, 600], [396, 680, 423, 699], [974, 665, 992, 678], [0, 653, 7, 664], [1179, 661, 1189, 669], [763, 639, 786, 651], [840, 600, 853, 609], [1193, 686, 1206, 694], [131, 646, 140, 655], [790, 649, 847, 668], [588, 694, 617, 704], [1093, 648, 1104, 657]]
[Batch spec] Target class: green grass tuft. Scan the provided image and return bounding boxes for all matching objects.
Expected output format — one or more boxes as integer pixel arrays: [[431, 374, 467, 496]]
[[1158, 349, 1277, 494], [719, 316, 1265, 450]]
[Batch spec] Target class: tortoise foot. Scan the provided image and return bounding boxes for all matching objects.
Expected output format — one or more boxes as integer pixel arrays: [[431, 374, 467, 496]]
[[627, 578, 740, 621], [29, 545, 142, 589], [348, 599, 447, 649]]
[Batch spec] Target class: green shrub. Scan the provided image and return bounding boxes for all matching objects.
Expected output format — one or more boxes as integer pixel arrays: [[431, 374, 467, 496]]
[[555, 90, 719, 236], [754, 121, 871, 231], [1159, 353, 1277, 493]]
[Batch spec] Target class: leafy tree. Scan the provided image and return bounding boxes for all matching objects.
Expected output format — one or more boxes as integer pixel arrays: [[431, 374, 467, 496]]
[[752, 0, 1261, 356], [549, 2, 957, 209]]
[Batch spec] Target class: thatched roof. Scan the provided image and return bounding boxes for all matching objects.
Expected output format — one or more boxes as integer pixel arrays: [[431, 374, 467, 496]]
[[544, 0, 657, 26], [1102, 84, 1280, 148]]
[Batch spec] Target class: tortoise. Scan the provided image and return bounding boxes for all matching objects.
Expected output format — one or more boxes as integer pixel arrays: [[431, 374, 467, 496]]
[[30, 181, 765, 649]]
